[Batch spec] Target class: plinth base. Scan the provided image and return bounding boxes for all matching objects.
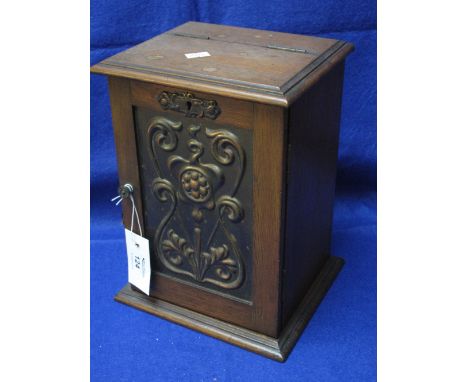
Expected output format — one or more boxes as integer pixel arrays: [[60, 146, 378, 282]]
[[114, 255, 344, 362]]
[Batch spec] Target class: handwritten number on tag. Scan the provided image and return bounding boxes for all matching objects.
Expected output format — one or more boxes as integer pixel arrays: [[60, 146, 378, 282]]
[[125, 229, 151, 295], [134, 255, 141, 269]]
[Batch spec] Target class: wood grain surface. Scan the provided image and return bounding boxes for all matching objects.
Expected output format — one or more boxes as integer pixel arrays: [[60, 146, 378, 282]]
[[92, 22, 354, 106]]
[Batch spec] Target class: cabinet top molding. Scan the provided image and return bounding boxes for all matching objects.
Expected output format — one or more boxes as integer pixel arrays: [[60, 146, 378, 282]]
[[91, 22, 354, 106]]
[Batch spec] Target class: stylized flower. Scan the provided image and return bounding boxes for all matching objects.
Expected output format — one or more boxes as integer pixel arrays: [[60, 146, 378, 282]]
[[180, 169, 211, 202], [168, 153, 224, 214]]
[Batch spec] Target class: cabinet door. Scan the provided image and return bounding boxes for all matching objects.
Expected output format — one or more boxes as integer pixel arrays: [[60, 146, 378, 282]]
[[108, 77, 285, 337]]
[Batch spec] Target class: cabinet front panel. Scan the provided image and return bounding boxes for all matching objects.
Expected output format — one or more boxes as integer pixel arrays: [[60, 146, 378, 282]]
[[134, 107, 253, 303], [109, 78, 284, 336]]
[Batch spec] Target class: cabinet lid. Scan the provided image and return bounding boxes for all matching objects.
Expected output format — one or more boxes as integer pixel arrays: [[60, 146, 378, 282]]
[[91, 22, 353, 106]]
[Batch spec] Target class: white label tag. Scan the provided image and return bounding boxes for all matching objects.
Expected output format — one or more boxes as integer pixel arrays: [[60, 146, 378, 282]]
[[125, 229, 151, 295], [184, 51, 211, 59]]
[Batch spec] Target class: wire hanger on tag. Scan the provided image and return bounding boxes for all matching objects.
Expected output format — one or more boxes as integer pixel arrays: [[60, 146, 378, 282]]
[[129, 194, 142, 237]]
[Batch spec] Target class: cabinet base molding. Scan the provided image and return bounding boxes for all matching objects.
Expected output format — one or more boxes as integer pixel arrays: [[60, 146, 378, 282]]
[[115, 255, 344, 362]]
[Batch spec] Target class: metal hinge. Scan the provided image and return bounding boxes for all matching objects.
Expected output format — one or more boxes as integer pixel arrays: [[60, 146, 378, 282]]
[[267, 45, 312, 54], [172, 32, 210, 40], [171, 33, 316, 55]]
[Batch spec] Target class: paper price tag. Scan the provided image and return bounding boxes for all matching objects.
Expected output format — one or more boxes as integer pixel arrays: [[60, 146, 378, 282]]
[[184, 51, 211, 59], [125, 228, 151, 295]]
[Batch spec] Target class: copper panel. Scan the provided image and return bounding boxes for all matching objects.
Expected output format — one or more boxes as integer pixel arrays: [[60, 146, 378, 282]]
[[134, 106, 253, 301]]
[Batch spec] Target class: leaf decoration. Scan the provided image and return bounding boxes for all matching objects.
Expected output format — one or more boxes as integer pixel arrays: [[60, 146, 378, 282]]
[[202, 245, 229, 266], [161, 228, 239, 283], [161, 229, 193, 265]]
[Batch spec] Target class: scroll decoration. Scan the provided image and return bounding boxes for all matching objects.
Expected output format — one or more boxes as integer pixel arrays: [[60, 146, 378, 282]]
[[158, 91, 221, 120], [148, 116, 246, 289]]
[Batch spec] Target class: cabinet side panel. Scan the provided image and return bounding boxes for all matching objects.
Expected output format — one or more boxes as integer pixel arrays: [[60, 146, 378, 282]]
[[252, 104, 287, 337], [282, 62, 345, 327]]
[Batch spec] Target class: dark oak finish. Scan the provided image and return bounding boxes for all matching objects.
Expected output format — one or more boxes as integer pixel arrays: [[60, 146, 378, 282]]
[[91, 21, 353, 361], [130, 81, 254, 130], [251, 104, 287, 337], [107, 77, 145, 234], [282, 62, 346, 325], [91, 22, 353, 106]]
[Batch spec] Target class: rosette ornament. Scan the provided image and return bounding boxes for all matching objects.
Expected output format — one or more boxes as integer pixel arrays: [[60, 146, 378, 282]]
[[167, 138, 224, 220]]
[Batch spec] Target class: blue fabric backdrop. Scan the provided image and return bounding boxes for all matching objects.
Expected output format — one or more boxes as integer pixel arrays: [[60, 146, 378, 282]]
[[91, 1, 376, 380]]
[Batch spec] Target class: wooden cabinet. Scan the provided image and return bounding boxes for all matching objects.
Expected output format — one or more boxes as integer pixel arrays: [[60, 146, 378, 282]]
[[91, 21, 353, 361]]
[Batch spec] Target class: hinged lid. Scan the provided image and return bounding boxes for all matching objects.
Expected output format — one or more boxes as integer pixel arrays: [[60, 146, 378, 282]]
[[91, 22, 354, 106]]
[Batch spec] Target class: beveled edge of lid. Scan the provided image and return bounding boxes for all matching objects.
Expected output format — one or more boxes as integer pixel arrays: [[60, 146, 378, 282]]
[[91, 32, 354, 107]]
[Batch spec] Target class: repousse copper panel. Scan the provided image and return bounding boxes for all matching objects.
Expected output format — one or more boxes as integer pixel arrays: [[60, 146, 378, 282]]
[[134, 106, 253, 302]]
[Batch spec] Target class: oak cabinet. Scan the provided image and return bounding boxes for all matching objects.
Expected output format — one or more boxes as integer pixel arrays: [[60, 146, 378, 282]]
[[91, 21, 353, 361]]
